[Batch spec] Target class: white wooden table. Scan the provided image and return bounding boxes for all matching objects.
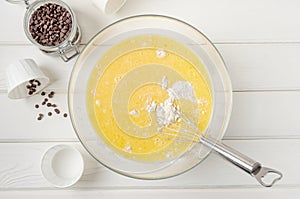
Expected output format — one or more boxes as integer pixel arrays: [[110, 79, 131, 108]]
[[1, 0, 300, 198]]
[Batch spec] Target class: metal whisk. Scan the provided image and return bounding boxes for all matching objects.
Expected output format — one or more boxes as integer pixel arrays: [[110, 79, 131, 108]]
[[158, 110, 283, 187]]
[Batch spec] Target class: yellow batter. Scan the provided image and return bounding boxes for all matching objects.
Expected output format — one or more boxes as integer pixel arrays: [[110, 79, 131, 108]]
[[87, 35, 213, 162]]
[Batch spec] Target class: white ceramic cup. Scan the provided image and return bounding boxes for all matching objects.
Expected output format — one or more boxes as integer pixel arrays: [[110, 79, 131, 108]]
[[41, 145, 84, 188], [6, 59, 49, 99], [91, 0, 127, 14]]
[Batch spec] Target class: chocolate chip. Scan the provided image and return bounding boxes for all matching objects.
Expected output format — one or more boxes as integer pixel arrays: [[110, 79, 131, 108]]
[[42, 101, 46, 105], [35, 80, 41, 86], [35, 104, 39, 108], [47, 103, 52, 107], [63, 113, 68, 117], [44, 98, 48, 102], [49, 91, 55, 98], [51, 104, 57, 107], [54, 108, 60, 114], [37, 113, 44, 121], [41, 91, 46, 96], [48, 112, 52, 116]]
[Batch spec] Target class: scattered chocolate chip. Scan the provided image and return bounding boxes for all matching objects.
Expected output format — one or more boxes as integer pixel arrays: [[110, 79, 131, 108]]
[[48, 91, 55, 98], [34, 90, 67, 121], [37, 113, 44, 121], [54, 108, 60, 114]]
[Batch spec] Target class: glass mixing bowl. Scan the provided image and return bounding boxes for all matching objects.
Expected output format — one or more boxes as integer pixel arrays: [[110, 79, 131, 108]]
[[68, 15, 232, 179]]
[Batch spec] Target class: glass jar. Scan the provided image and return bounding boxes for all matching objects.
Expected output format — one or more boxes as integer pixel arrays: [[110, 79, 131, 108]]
[[5, 0, 81, 62]]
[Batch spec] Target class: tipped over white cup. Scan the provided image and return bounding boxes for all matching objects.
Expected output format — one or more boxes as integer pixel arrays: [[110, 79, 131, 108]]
[[6, 59, 49, 99], [41, 145, 84, 188], [92, 0, 127, 14]]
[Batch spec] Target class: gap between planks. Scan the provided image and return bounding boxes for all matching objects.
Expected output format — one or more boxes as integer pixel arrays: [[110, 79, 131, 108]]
[[2, 90, 300, 95], [0, 136, 300, 143], [1, 184, 300, 191], [3, 41, 300, 46]]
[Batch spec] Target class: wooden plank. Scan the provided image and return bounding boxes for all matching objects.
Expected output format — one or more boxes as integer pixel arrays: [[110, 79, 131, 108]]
[[1, 0, 297, 197], [0, 90, 299, 140], [0, 139, 296, 188], [217, 43, 300, 91], [1, 0, 300, 43], [1, 188, 300, 199], [227, 91, 300, 139], [1, 43, 300, 91], [0, 93, 75, 141]]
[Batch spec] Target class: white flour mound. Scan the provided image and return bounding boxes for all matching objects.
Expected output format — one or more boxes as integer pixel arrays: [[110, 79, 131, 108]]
[[155, 77, 197, 127], [168, 81, 197, 103]]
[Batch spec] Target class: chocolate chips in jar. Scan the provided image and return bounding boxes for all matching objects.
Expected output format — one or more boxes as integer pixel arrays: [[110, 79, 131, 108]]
[[29, 3, 72, 47], [22, 0, 81, 61]]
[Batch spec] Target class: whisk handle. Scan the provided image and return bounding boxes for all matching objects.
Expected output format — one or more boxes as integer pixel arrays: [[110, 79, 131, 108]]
[[200, 137, 282, 187]]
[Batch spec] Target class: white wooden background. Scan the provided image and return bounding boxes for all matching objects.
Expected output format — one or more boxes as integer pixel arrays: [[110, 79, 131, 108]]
[[1, 0, 300, 198]]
